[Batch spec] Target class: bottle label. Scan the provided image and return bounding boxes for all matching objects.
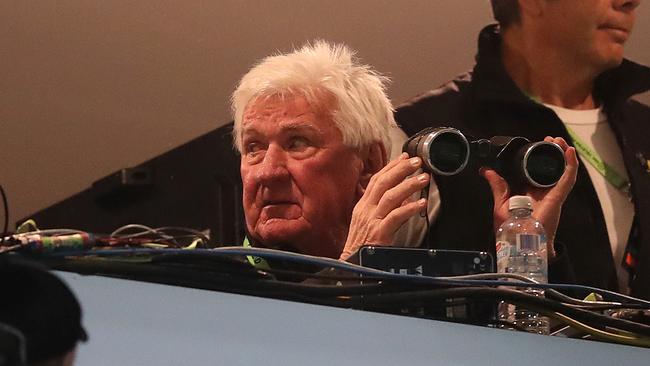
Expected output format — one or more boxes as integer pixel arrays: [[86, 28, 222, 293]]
[[516, 233, 540, 252], [496, 240, 511, 271]]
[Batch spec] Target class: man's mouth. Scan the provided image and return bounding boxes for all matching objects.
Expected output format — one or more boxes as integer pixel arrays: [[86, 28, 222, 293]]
[[262, 200, 297, 208], [599, 24, 631, 42], [260, 200, 301, 220]]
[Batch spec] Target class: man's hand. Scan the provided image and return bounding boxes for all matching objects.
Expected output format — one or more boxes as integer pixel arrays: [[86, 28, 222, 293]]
[[339, 153, 429, 261], [480, 136, 579, 258]]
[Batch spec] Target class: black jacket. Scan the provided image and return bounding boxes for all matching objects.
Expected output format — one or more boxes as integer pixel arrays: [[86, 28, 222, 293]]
[[395, 25, 650, 299]]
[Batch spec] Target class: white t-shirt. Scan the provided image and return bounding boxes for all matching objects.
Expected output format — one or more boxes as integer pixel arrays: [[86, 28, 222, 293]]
[[544, 104, 634, 293]]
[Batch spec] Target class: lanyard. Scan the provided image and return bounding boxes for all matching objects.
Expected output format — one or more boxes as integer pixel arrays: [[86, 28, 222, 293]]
[[565, 126, 630, 194], [243, 236, 271, 270]]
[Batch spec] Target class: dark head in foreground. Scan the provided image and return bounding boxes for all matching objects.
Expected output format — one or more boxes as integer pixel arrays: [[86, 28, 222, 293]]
[[0, 259, 87, 366]]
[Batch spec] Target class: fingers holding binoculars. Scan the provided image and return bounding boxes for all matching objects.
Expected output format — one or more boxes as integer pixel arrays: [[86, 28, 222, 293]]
[[342, 155, 430, 258], [373, 172, 429, 220], [541, 136, 578, 196], [554, 145, 579, 201], [360, 153, 430, 239], [544, 136, 569, 150], [376, 197, 428, 240], [364, 153, 428, 205]]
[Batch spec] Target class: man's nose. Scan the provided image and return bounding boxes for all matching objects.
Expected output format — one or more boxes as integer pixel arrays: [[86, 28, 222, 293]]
[[615, 0, 640, 13], [256, 145, 290, 183]]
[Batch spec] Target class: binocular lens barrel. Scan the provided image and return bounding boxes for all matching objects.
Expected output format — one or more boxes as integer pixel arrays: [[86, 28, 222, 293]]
[[520, 141, 566, 188], [404, 127, 470, 176]]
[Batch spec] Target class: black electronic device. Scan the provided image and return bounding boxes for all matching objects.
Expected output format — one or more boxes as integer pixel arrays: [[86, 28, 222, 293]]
[[359, 246, 493, 276], [358, 246, 495, 324], [403, 127, 566, 190]]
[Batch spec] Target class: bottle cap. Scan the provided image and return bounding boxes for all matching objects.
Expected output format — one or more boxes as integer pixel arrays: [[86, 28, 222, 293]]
[[509, 195, 532, 211]]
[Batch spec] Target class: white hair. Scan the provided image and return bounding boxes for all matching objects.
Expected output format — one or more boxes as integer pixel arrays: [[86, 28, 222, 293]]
[[231, 40, 397, 155]]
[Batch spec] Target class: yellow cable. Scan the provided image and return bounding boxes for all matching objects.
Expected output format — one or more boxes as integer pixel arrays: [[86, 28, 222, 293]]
[[501, 302, 650, 347], [530, 307, 650, 348], [141, 243, 169, 249], [183, 238, 203, 250], [16, 219, 39, 233]]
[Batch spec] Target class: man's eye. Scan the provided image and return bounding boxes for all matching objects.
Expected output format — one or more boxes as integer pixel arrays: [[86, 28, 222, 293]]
[[288, 137, 309, 150], [245, 142, 261, 153], [244, 142, 265, 159]]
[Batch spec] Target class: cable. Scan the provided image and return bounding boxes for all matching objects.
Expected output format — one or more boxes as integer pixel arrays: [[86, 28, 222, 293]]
[[2, 229, 89, 253], [543, 310, 650, 347], [204, 266, 641, 310], [110, 224, 156, 237], [516, 303, 650, 345], [0, 244, 22, 254], [3, 225, 206, 253], [0, 184, 8, 245], [550, 325, 572, 337], [37, 245, 650, 307], [211, 247, 650, 306], [110, 224, 177, 244], [354, 286, 650, 336], [448, 273, 626, 307], [35, 247, 650, 340], [154, 227, 210, 245], [260, 267, 370, 283], [11, 229, 87, 236], [109, 224, 209, 248]]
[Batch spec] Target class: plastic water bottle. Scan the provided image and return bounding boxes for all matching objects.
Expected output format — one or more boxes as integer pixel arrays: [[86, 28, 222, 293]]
[[496, 195, 549, 335]]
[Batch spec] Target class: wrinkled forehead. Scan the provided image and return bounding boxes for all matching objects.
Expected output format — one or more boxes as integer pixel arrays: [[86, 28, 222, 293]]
[[242, 92, 340, 129], [235, 89, 353, 153], [246, 88, 337, 116]]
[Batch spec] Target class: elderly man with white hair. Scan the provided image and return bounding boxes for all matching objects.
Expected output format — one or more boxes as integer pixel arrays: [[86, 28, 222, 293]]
[[231, 40, 577, 262]]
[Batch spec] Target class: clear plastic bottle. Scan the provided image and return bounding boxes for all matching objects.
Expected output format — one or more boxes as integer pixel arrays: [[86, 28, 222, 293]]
[[496, 195, 549, 335]]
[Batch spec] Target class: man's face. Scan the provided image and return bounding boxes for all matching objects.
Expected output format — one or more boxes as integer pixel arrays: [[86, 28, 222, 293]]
[[240, 94, 365, 258], [540, 0, 640, 71]]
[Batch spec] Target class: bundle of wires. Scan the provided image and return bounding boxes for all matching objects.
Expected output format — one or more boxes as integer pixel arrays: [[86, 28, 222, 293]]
[[20, 245, 650, 348], [101, 224, 210, 249], [0, 222, 210, 254]]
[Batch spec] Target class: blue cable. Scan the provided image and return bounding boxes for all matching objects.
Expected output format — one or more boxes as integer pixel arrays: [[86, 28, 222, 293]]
[[41, 246, 650, 306]]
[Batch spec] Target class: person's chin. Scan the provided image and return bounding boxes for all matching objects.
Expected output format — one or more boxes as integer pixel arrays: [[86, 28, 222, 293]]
[[588, 47, 623, 72], [602, 51, 624, 69], [255, 219, 308, 246], [593, 37, 625, 67]]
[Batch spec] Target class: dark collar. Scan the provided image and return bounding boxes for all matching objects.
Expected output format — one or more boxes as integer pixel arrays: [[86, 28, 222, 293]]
[[596, 59, 650, 104], [472, 24, 650, 107], [472, 24, 532, 106]]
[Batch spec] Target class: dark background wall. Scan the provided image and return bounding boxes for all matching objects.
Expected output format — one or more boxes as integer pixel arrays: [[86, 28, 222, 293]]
[[1, 1, 649, 227]]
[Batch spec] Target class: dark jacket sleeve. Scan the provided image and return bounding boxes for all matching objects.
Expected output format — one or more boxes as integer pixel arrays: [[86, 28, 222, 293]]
[[548, 241, 576, 285]]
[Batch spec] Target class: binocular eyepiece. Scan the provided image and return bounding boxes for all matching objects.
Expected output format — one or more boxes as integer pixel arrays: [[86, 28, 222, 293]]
[[402, 127, 566, 189]]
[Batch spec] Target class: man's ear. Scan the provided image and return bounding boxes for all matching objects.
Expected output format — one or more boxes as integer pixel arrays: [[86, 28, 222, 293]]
[[359, 142, 387, 189]]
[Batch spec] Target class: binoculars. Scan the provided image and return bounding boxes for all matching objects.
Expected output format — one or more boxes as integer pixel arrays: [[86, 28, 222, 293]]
[[402, 127, 566, 189]]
